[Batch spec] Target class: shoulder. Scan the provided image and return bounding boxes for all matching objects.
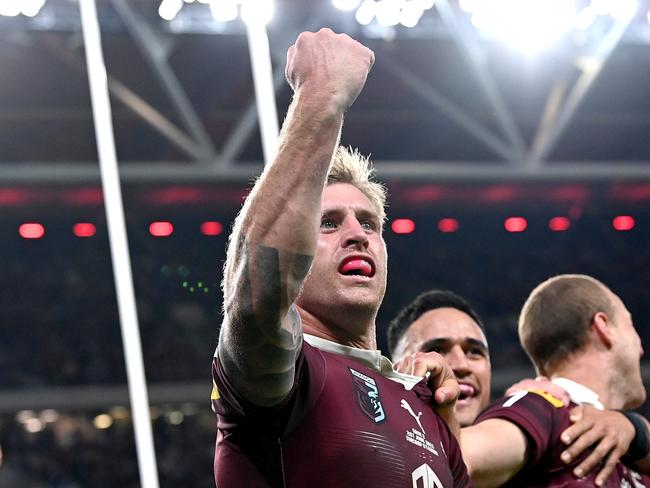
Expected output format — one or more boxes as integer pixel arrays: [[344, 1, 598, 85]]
[[477, 390, 570, 466]]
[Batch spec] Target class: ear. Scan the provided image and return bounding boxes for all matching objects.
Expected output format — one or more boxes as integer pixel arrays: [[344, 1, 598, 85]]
[[591, 311, 613, 348]]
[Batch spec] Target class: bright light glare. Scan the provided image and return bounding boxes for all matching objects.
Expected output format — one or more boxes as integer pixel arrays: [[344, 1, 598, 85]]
[[94, 414, 113, 429], [575, 6, 597, 31], [591, 0, 610, 15], [470, 0, 578, 55], [209, 0, 238, 21], [25, 418, 45, 433], [241, 0, 273, 25], [376, 0, 404, 26], [608, 0, 637, 21], [400, 1, 423, 27], [159, 0, 184, 20], [458, 0, 477, 13], [0, 1, 21, 16], [355, 0, 376, 25], [412, 0, 434, 9], [333, 0, 362, 10], [21, 0, 46, 17]]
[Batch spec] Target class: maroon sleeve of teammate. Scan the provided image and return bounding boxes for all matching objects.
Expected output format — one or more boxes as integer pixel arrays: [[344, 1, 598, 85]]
[[476, 391, 561, 468], [448, 424, 472, 487]]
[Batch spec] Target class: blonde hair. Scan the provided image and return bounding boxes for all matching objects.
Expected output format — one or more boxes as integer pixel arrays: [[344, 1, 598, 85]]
[[221, 146, 387, 297], [328, 146, 387, 223]]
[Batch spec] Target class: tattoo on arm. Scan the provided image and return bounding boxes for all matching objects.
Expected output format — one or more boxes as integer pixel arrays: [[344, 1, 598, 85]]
[[219, 239, 313, 406]]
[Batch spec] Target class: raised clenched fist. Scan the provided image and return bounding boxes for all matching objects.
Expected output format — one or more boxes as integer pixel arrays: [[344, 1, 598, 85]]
[[285, 28, 375, 113]]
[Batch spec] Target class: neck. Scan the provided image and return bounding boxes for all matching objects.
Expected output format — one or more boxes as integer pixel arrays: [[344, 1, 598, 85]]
[[550, 352, 623, 409], [298, 307, 377, 350]]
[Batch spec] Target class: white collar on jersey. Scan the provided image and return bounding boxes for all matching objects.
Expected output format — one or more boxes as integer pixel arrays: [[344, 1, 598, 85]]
[[552, 377, 605, 410], [304, 334, 423, 390]]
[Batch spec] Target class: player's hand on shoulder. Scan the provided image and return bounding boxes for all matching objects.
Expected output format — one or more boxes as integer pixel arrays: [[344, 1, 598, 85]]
[[505, 375, 570, 405], [285, 28, 375, 112], [560, 406, 635, 486]]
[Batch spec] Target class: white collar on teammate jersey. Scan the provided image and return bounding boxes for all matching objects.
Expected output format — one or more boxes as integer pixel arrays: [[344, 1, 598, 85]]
[[304, 334, 423, 390], [552, 377, 605, 410]]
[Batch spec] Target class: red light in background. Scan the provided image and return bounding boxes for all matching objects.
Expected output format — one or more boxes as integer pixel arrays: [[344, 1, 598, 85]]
[[613, 215, 635, 231], [548, 217, 571, 232], [73, 223, 96, 237], [438, 218, 459, 233], [201, 221, 223, 236], [504, 217, 527, 233], [149, 221, 174, 237], [19, 222, 45, 239], [391, 219, 415, 234]]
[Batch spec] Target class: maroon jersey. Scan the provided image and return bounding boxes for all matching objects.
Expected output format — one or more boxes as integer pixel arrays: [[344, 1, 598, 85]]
[[477, 390, 650, 487], [211, 336, 471, 487]]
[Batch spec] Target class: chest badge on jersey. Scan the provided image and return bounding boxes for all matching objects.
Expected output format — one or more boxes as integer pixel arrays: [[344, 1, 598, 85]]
[[349, 368, 386, 423]]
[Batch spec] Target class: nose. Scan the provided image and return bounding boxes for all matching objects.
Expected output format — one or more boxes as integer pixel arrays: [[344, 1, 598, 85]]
[[446, 346, 470, 377], [341, 216, 369, 249]]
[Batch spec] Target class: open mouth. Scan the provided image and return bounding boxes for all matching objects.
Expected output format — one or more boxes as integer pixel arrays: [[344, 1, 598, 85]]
[[338, 257, 375, 278]]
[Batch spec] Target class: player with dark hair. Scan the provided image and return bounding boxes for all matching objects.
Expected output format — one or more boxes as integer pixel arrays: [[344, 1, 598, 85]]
[[457, 274, 650, 487], [210, 29, 470, 487], [388, 290, 491, 427]]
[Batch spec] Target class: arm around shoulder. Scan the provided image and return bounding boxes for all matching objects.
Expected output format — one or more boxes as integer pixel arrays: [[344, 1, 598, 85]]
[[460, 418, 529, 488]]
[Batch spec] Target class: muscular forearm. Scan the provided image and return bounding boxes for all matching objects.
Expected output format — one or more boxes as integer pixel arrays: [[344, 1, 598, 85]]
[[218, 98, 342, 406], [236, 93, 344, 256], [460, 420, 529, 488]]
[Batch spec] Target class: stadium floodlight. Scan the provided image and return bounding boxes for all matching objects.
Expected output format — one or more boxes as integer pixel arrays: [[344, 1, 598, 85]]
[[400, 1, 423, 27], [159, 0, 184, 20], [0, 1, 21, 16], [575, 6, 597, 31], [355, 0, 376, 25], [607, 0, 637, 21], [241, 0, 273, 25], [470, 0, 578, 55], [590, 0, 637, 19], [209, 0, 238, 22], [20, 0, 47, 17], [458, 0, 477, 13], [412, 0, 434, 10], [333, 0, 362, 11], [376, 0, 404, 26]]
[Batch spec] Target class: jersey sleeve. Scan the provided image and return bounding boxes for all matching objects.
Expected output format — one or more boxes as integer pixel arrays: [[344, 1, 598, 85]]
[[475, 390, 566, 468], [448, 429, 472, 487], [211, 340, 326, 424]]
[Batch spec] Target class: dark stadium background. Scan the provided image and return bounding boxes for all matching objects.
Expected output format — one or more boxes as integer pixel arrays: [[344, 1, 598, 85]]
[[1, 0, 650, 485]]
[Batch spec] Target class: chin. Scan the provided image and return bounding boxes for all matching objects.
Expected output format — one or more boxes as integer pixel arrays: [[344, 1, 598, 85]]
[[455, 403, 480, 428]]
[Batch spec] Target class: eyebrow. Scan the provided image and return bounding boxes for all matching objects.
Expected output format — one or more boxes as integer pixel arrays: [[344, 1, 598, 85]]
[[321, 207, 380, 223], [419, 337, 489, 354]]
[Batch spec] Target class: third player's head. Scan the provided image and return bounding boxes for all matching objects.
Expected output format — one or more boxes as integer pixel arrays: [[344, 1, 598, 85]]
[[519, 274, 645, 410], [388, 290, 491, 426]]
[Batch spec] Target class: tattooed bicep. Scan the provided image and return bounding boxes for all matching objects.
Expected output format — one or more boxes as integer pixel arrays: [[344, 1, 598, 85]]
[[218, 240, 313, 406]]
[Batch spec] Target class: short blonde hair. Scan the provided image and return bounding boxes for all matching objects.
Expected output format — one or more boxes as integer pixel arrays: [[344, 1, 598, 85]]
[[519, 274, 615, 375], [328, 146, 387, 223]]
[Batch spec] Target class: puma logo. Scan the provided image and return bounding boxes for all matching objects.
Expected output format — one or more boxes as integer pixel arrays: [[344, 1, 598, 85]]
[[401, 399, 425, 435]]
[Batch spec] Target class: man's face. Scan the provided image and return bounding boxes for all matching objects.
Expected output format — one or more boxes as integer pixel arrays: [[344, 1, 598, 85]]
[[608, 290, 646, 409], [296, 183, 387, 333], [394, 308, 491, 426]]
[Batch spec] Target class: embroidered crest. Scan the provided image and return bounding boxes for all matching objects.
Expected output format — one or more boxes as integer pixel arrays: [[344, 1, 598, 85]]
[[349, 368, 386, 423]]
